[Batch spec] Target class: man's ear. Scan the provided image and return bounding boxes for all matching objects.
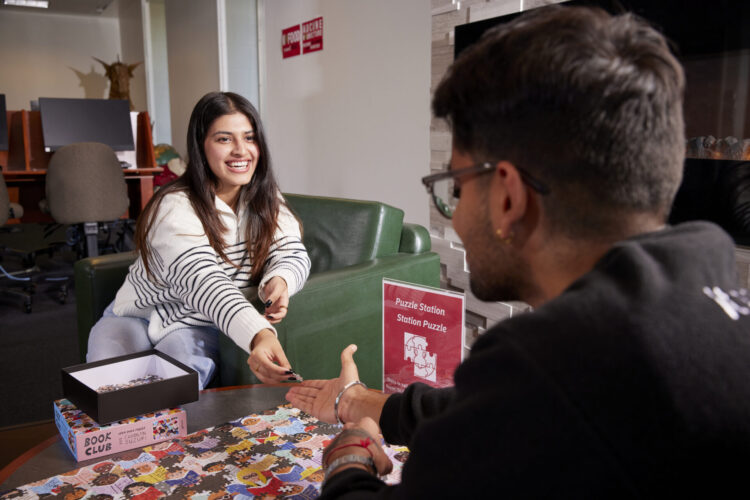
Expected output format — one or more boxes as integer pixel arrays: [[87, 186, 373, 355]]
[[488, 161, 528, 236]]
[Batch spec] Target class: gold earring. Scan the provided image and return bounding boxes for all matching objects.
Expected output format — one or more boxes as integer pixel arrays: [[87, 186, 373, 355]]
[[495, 228, 513, 245]]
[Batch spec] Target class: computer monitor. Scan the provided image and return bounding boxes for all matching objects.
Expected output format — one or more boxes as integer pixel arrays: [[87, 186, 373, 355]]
[[0, 94, 9, 153], [38, 97, 134, 153]]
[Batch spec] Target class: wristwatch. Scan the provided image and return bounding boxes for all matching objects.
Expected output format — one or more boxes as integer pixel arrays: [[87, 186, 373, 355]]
[[323, 453, 375, 486]]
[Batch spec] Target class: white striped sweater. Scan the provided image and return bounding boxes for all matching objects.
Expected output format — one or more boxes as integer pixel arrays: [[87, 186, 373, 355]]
[[113, 191, 311, 352]]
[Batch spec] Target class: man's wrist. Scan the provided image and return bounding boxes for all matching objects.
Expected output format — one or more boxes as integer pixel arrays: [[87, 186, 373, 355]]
[[323, 428, 375, 467], [339, 385, 391, 427], [324, 447, 373, 469], [338, 383, 368, 424], [323, 453, 375, 487]]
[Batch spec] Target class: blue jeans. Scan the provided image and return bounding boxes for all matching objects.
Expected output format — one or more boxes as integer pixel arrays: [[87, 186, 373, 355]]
[[87, 302, 220, 390]]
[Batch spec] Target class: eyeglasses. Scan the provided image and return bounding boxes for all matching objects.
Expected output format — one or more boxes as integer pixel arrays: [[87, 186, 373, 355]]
[[421, 162, 550, 219]]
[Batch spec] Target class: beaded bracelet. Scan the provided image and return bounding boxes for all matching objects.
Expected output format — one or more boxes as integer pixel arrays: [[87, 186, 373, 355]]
[[334, 380, 367, 425]]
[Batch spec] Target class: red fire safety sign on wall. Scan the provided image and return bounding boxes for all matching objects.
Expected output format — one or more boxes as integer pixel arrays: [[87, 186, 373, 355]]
[[302, 16, 323, 54], [382, 279, 465, 394], [282, 25, 301, 59]]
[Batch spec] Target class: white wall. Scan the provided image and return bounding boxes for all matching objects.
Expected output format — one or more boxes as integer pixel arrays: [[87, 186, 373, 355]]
[[0, 10, 126, 110], [164, 0, 221, 158], [225, 0, 260, 108], [144, 0, 172, 145], [260, 0, 431, 226], [117, 0, 147, 113]]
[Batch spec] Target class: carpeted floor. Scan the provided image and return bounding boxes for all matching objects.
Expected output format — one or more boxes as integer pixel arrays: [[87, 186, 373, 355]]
[[0, 224, 82, 428], [0, 288, 78, 428], [0, 252, 79, 428], [0, 222, 135, 429]]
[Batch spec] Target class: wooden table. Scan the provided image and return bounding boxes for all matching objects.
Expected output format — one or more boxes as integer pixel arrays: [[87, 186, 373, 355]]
[[0, 385, 290, 491]]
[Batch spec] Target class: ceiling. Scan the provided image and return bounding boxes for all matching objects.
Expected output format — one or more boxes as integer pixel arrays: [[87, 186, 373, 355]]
[[0, 0, 118, 17]]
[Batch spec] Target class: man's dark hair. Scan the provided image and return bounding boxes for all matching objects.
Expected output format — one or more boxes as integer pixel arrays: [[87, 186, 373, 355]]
[[433, 5, 685, 237]]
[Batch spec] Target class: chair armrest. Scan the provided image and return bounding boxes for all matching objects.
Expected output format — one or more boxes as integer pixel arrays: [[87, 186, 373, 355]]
[[399, 223, 432, 254], [74, 251, 136, 362], [218, 251, 441, 389]]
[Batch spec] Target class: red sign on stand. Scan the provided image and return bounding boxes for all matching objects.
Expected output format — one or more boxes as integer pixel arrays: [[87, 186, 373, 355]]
[[302, 16, 324, 54], [383, 279, 465, 394], [282, 25, 301, 59]]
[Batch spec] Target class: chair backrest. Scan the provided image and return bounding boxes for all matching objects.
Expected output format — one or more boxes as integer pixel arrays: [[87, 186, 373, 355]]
[[285, 193, 404, 274], [46, 142, 129, 224], [0, 174, 9, 226]]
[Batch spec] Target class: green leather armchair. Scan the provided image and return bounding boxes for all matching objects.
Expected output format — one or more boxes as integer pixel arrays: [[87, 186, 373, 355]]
[[75, 194, 440, 389]]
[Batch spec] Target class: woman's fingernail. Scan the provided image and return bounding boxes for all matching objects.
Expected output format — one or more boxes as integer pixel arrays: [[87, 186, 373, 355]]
[[287, 377, 297, 381], [285, 370, 294, 375], [265, 300, 273, 307]]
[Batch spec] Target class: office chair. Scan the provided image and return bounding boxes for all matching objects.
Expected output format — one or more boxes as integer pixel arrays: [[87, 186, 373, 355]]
[[45, 142, 130, 258], [0, 174, 35, 312]]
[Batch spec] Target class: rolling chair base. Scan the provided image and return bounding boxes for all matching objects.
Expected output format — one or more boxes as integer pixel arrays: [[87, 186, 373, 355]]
[[0, 284, 34, 313], [0, 265, 70, 313]]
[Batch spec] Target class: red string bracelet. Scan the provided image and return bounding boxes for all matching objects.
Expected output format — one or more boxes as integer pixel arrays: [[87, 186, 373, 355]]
[[324, 437, 374, 465]]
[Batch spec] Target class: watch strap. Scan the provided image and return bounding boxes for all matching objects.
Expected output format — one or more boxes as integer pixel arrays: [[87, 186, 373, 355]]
[[323, 453, 375, 486]]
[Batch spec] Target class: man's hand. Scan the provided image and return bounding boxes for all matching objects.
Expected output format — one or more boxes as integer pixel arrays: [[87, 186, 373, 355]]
[[322, 417, 394, 481], [286, 344, 362, 424], [261, 276, 289, 324], [341, 417, 394, 476], [247, 329, 292, 383]]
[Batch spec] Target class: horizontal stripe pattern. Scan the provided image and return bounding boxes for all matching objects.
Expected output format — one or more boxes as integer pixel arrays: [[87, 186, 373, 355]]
[[127, 234, 309, 337], [263, 235, 311, 292], [113, 192, 310, 351]]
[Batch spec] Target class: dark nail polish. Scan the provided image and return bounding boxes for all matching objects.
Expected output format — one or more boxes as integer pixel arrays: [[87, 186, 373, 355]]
[[285, 370, 294, 375], [265, 300, 273, 307], [287, 377, 297, 381]]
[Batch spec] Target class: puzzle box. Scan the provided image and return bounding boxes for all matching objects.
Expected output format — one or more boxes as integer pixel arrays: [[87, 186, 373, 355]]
[[53, 398, 187, 462], [61, 350, 198, 425]]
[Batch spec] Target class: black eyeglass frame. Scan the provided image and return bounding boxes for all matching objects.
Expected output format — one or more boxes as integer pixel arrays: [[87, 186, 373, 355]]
[[421, 161, 550, 218]]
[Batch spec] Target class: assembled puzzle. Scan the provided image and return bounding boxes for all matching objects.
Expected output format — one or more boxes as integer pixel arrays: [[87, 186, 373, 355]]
[[4, 404, 408, 499]]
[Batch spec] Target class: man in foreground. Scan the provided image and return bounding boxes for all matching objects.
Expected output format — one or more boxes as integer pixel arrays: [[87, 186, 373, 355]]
[[287, 5, 750, 497]]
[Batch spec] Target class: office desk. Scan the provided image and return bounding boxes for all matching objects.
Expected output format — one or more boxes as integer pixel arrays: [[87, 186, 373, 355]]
[[2, 167, 162, 223], [0, 385, 289, 491]]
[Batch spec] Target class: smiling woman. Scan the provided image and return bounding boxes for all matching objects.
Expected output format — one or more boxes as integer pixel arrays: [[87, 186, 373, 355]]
[[85, 92, 312, 390], [204, 112, 260, 209]]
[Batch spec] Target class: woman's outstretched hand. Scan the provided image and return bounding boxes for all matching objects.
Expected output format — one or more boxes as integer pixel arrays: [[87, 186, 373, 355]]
[[286, 344, 361, 424], [262, 276, 289, 324], [247, 329, 293, 383]]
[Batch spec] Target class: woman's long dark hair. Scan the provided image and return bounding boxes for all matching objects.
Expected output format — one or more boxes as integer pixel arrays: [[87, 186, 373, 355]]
[[135, 91, 284, 283]]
